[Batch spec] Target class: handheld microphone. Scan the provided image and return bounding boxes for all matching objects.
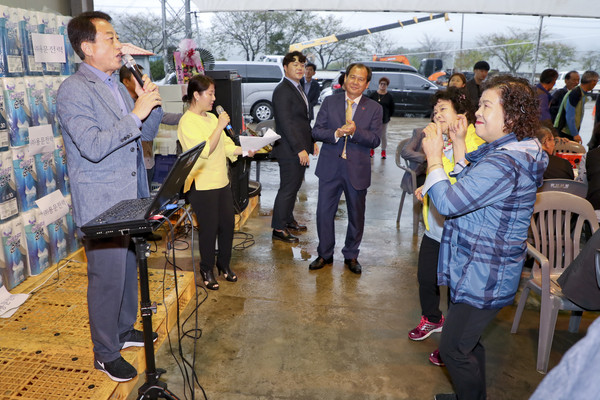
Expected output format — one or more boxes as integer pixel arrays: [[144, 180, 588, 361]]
[[122, 54, 144, 87], [215, 105, 236, 137]]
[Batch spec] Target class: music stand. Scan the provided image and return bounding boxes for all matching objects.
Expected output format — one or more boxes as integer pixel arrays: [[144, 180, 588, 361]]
[[133, 235, 180, 400]]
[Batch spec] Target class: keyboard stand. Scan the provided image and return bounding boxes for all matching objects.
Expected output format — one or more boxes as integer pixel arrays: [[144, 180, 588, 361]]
[[132, 236, 180, 400]]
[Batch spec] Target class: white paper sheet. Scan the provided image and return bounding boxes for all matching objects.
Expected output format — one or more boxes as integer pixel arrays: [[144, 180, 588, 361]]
[[35, 190, 69, 226], [32, 33, 66, 63], [239, 128, 281, 156], [0, 286, 29, 318]]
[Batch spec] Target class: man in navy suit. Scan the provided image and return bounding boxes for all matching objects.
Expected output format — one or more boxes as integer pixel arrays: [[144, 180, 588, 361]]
[[57, 11, 163, 382], [271, 51, 318, 242], [300, 62, 322, 122], [309, 63, 382, 274]]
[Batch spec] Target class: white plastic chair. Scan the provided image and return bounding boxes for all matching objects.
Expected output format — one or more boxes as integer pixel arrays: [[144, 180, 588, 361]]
[[538, 178, 588, 198], [554, 140, 585, 153], [511, 191, 599, 373]]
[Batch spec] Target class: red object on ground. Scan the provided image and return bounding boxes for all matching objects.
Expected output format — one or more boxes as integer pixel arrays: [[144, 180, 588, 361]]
[[555, 152, 585, 168]]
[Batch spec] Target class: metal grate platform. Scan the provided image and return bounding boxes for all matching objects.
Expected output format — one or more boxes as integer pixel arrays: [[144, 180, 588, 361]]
[[0, 250, 195, 400]]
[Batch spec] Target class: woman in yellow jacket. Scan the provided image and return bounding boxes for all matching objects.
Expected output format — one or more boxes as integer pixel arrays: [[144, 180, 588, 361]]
[[178, 75, 251, 290], [408, 88, 484, 362]]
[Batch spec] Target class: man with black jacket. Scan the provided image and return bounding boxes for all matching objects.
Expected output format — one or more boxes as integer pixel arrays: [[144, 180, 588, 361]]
[[271, 51, 319, 243]]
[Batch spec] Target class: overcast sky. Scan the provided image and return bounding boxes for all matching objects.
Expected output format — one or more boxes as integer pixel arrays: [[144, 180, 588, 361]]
[[95, 0, 600, 69]]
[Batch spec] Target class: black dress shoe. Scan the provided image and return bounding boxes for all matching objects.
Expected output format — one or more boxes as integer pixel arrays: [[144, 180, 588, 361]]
[[286, 221, 307, 232], [344, 258, 362, 274], [309, 256, 333, 270], [272, 229, 299, 243]]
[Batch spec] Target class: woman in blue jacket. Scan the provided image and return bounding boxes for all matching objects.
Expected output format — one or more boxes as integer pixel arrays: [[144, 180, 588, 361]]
[[421, 75, 548, 400]]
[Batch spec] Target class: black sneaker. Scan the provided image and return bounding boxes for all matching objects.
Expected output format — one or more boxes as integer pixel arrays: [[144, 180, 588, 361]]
[[434, 394, 457, 400], [94, 356, 137, 382], [120, 329, 158, 349]]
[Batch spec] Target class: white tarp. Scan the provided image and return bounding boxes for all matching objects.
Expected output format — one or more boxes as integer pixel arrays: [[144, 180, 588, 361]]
[[191, 0, 600, 19]]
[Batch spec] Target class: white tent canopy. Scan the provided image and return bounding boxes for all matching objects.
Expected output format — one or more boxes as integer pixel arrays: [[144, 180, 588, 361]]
[[192, 0, 600, 19]]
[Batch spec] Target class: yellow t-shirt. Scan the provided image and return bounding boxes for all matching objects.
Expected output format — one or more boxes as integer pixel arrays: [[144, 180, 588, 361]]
[[177, 110, 238, 192]]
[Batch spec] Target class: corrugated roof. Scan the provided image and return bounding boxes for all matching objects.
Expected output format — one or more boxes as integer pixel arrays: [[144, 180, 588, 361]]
[[121, 42, 154, 56]]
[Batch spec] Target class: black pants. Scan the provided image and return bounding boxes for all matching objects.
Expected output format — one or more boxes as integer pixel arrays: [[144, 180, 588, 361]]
[[439, 302, 500, 400], [187, 184, 234, 274], [271, 157, 306, 230], [417, 234, 443, 323]]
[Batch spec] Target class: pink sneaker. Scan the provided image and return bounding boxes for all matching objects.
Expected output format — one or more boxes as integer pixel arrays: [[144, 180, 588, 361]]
[[408, 315, 444, 341], [429, 349, 445, 366]]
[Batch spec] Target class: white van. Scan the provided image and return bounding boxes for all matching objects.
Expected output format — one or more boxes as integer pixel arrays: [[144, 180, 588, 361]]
[[209, 61, 284, 122]]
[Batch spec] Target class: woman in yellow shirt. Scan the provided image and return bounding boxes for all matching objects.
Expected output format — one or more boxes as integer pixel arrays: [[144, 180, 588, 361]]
[[178, 75, 247, 290]]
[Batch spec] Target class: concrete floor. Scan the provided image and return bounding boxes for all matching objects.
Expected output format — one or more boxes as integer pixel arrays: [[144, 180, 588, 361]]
[[134, 114, 598, 400]]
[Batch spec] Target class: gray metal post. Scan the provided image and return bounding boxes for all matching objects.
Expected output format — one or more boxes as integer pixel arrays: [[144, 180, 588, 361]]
[[531, 16, 544, 83], [162, 0, 169, 76], [185, 0, 192, 39]]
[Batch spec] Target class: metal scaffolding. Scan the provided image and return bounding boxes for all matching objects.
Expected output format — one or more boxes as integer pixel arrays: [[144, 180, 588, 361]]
[[160, 0, 194, 75]]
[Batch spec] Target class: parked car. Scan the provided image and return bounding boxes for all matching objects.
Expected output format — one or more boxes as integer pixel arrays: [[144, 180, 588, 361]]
[[358, 61, 418, 73], [320, 71, 439, 116], [314, 70, 340, 90], [208, 61, 284, 122]]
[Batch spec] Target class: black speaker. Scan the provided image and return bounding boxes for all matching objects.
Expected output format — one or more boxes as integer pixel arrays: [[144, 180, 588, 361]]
[[204, 70, 249, 213], [204, 70, 243, 135]]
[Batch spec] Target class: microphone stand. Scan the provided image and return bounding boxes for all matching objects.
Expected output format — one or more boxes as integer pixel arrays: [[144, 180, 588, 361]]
[[133, 235, 180, 400]]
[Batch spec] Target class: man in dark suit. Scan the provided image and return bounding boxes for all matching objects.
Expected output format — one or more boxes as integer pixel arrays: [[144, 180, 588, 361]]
[[300, 62, 321, 122], [309, 63, 382, 274], [271, 51, 318, 243], [57, 11, 163, 382]]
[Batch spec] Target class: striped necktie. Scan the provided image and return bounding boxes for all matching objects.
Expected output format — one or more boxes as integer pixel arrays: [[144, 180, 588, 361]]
[[341, 99, 353, 159]]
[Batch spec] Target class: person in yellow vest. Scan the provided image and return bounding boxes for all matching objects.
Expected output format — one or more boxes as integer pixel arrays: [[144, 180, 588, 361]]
[[408, 88, 485, 367], [178, 74, 254, 290]]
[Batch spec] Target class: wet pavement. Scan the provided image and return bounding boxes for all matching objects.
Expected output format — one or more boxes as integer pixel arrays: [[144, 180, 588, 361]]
[[134, 111, 598, 400]]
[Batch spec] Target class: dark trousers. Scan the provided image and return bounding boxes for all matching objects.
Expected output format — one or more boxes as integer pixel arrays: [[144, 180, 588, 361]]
[[418, 234, 443, 323], [439, 302, 500, 400], [146, 167, 155, 191], [187, 184, 234, 274], [316, 163, 367, 260], [84, 234, 138, 363], [271, 157, 306, 230]]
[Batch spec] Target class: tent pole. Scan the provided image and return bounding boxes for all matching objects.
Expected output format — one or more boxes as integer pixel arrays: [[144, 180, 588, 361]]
[[531, 15, 544, 83]]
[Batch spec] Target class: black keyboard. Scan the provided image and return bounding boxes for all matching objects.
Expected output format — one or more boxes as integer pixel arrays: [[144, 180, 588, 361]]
[[97, 197, 155, 221]]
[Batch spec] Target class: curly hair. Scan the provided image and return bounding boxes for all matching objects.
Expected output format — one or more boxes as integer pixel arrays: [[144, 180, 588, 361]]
[[482, 75, 539, 141], [431, 87, 476, 125]]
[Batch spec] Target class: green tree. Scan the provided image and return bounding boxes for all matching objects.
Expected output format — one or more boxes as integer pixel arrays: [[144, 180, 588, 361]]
[[209, 11, 312, 61], [112, 13, 184, 55], [538, 42, 575, 70], [454, 49, 488, 72], [416, 34, 453, 67], [479, 29, 534, 74], [581, 53, 600, 71], [303, 14, 367, 69], [150, 59, 166, 81], [363, 32, 397, 57]]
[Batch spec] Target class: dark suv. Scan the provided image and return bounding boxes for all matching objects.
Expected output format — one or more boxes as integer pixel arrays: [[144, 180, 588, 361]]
[[365, 71, 439, 116]]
